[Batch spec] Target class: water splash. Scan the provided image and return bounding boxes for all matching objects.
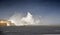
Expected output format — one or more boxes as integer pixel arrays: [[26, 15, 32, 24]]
[[8, 12, 41, 26]]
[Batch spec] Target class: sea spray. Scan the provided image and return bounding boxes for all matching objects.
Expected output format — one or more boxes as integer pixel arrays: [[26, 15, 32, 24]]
[[8, 12, 41, 26]]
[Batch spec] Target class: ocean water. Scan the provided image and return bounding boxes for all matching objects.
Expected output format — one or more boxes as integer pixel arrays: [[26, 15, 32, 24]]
[[0, 26, 60, 35], [1, 32, 60, 35]]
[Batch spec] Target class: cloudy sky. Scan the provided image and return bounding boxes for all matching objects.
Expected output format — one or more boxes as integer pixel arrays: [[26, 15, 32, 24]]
[[0, 0, 60, 25]]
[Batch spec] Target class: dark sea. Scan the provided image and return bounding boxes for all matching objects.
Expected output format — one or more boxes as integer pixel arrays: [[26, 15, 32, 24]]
[[0, 26, 60, 35]]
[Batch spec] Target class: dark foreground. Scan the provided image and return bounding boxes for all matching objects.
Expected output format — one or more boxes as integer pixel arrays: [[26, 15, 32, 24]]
[[0, 26, 60, 35]]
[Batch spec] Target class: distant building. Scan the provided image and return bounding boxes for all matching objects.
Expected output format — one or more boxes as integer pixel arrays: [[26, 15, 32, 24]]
[[0, 19, 15, 27]]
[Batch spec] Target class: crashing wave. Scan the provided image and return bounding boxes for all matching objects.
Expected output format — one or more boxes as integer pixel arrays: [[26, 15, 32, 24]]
[[8, 12, 41, 26]]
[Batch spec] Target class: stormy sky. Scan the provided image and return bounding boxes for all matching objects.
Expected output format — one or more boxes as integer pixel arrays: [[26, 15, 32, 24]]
[[0, 0, 60, 25]]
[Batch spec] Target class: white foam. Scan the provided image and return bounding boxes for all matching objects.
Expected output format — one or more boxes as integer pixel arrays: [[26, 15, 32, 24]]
[[8, 12, 41, 26]]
